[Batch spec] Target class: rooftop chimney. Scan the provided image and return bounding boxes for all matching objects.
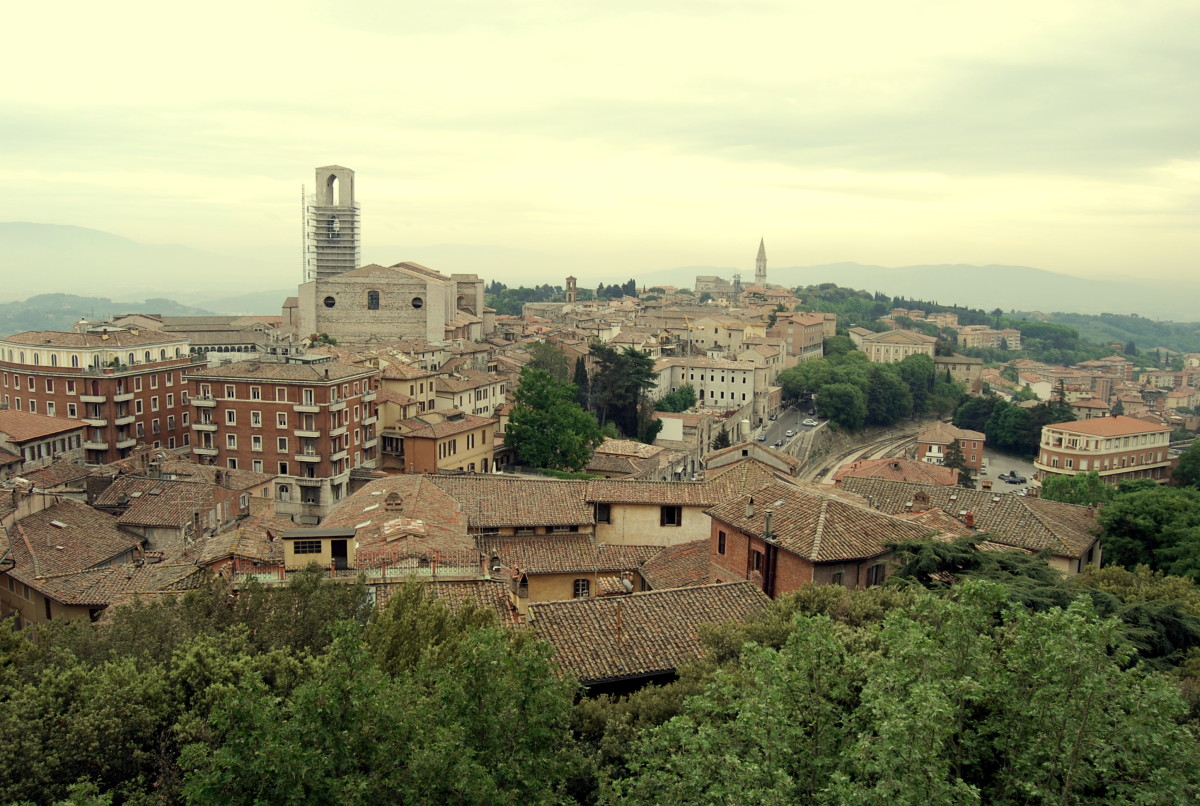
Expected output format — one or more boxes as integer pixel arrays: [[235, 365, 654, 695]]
[[745, 496, 755, 519]]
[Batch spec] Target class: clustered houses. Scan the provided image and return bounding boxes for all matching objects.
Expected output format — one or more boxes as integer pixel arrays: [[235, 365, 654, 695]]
[[1034, 415, 1173, 486], [186, 359, 378, 524], [0, 326, 200, 463]]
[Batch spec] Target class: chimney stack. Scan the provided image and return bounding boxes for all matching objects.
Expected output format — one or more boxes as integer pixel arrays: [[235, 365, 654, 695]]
[[745, 496, 755, 519]]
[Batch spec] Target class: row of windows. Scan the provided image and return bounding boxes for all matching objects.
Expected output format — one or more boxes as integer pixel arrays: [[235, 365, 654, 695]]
[[3, 371, 181, 393], [1, 347, 183, 367], [196, 382, 370, 402]]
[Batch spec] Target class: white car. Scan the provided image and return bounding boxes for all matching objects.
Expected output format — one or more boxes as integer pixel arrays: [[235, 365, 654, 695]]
[[802, 418, 818, 427], [785, 429, 795, 437]]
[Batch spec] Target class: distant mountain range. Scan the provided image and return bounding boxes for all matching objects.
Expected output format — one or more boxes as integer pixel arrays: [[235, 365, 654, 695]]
[[5, 222, 1197, 322], [641, 262, 1200, 321]]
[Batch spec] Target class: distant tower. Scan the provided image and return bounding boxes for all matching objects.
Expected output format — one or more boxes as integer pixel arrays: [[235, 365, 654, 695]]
[[565, 276, 578, 304], [755, 238, 767, 286], [304, 165, 361, 282]]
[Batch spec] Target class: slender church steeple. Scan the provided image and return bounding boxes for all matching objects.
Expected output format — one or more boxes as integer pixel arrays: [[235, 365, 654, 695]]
[[755, 238, 767, 286]]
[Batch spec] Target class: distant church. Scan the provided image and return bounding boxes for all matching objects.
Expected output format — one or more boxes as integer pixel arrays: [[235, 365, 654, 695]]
[[285, 166, 491, 345]]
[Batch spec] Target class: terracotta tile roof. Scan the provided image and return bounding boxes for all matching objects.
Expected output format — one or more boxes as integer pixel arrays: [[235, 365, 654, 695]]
[[529, 582, 770, 684], [585, 479, 720, 506], [373, 579, 519, 624], [426, 476, 594, 528], [838, 479, 1099, 558], [397, 411, 497, 439], [197, 513, 293, 566], [157, 458, 275, 490], [0, 448, 19, 466], [35, 562, 206, 607], [5, 499, 142, 582], [708, 481, 939, 563], [0, 410, 85, 442], [19, 458, 91, 489], [2, 329, 186, 348], [594, 438, 663, 459], [639, 539, 711, 589], [92, 477, 215, 529], [478, 534, 659, 575], [187, 360, 376, 383], [583, 454, 641, 477], [917, 421, 985, 445], [322, 475, 476, 559], [1044, 415, 1171, 437], [832, 457, 958, 486]]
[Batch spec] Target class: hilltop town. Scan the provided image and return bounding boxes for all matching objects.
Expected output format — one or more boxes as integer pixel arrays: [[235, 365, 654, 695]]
[[2, 166, 1199, 802]]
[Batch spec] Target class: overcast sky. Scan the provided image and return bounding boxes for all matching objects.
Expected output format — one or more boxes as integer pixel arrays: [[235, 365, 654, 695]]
[[4, 0, 1198, 289]]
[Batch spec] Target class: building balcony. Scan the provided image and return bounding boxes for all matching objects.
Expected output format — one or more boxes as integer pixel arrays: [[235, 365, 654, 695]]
[[330, 449, 348, 462], [113, 392, 135, 403], [83, 441, 109, 451], [293, 404, 320, 414], [296, 453, 321, 463], [361, 390, 377, 402], [295, 476, 324, 487], [115, 438, 137, 449], [329, 426, 347, 438], [362, 415, 377, 426], [294, 429, 321, 438], [329, 400, 347, 413], [192, 422, 218, 431], [192, 397, 217, 408], [80, 395, 107, 404], [82, 418, 108, 427], [193, 446, 219, 456], [363, 438, 377, 449], [114, 415, 136, 426]]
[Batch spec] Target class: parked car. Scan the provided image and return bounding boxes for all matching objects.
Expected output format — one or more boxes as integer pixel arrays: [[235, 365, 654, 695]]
[[802, 418, 819, 427], [757, 434, 767, 442], [773, 440, 783, 448], [1006, 475, 1026, 485], [998, 472, 1010, 480], [769, 413, 778, 421], [785, 429, 795, 437]]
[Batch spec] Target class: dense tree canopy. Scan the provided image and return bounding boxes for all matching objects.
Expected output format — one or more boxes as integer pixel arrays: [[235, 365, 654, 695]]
[[589, 345, 658, 441], [505, 367, 603, 471]]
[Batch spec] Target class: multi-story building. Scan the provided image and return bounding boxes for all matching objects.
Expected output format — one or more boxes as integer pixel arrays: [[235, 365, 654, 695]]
[[186, 359, 380, 524], [435, 369, 507, 417], [935, 354, 984, 394], [652, 357, 767, 420], [769, 313, 826, 364], [0, 326, 199, 464], [916, 422, 986, 472], [0, 409, 86, 480], [382, 409, 497, 474], [848, 328, 937, 364], [1034, 415, 1173, 485]]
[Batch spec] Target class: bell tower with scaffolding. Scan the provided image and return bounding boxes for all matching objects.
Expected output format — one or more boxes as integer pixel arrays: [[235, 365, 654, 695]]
[[303, 165, 361, 282]]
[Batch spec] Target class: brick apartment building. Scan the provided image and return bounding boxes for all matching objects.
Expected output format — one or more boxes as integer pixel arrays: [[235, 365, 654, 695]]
[[1034, 415, 1173, 485], [768, 313, 826, 364], [0, 327, 199, 463], [186, 359, 379, 524]]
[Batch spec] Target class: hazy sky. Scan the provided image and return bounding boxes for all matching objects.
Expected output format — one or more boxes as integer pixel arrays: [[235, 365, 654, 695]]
[[4, 0, 1198, 288]]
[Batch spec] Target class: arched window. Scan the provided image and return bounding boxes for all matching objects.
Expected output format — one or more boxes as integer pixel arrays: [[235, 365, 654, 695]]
[[160, 349, 167, 360], [367, 290, 380, 310], [278, 485, 291, 502], [50, 354, 57, 367], [144, 351, 151, 363], [175, 348, 181, 357], [32, 354, 39, 366], [127, 353, 135, 365], [71, 354, 79, 368]]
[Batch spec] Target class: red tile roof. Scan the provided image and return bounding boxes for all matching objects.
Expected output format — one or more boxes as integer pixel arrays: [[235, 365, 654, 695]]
[[707, 480, 939, 563], [0, 410, 85, 442], [529, 582, 769, 684], [639, 539, 711, 590]]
